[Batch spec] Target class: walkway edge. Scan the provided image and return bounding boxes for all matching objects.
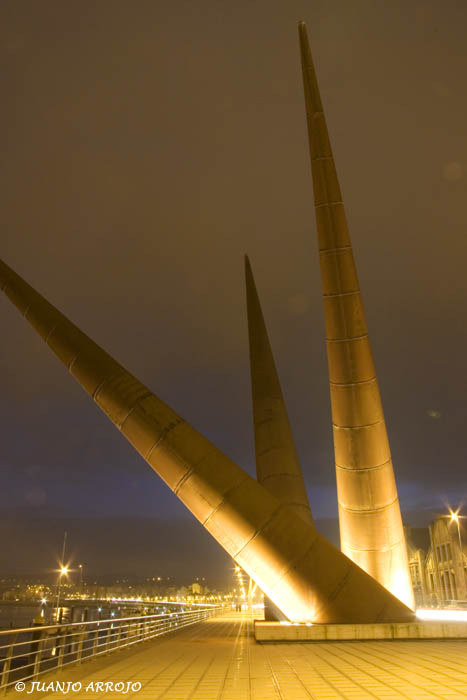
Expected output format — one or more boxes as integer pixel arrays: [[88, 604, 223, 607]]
[[255, 620, 467, 641]]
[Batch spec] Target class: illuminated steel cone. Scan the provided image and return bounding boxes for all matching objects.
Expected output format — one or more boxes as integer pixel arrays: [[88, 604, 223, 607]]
[[245, 255, 313, 527], [0, 258, 414, 623], [245, 255, 313, 621], [298, 21, 414, 609]]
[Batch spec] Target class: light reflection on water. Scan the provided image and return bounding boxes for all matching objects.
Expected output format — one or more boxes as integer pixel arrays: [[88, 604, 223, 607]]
[[0, 604, 48, 629], [0, 603, 176, 630]]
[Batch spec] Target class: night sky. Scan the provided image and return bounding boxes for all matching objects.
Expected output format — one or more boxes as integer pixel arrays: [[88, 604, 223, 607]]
[[1, 0, 466, 586]]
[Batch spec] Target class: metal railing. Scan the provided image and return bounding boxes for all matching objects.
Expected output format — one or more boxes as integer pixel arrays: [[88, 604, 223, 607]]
[[0, 606, 223, 693]]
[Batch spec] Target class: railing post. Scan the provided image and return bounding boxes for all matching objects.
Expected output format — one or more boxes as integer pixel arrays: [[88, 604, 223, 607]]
[[91, 628, 99, 657], [0, 632, 17, 693], [103, 624, 111, 654], [115, 621, 123, 649], [32, 632, 46, 681], [56, 628, 66, 671], [76, 630, 86, 664], [91, 627, 99, 658], [109, 624, 117, 651]]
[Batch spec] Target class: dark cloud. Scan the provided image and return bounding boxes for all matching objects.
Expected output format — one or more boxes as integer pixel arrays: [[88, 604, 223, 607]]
[[1, 0, 467, 578]]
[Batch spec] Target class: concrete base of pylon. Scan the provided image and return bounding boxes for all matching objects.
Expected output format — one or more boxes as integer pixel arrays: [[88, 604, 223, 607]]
[[254, 619, 467, 642]]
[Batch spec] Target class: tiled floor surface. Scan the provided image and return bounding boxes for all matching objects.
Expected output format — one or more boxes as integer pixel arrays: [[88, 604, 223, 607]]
[[16, 613, 467, 699]]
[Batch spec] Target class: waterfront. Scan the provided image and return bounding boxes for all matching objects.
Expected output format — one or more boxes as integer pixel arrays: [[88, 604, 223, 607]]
[[0, 600, 198, 630]]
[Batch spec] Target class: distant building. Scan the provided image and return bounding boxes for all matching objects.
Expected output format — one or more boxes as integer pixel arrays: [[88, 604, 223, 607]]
[[405, 517, 467, 607]]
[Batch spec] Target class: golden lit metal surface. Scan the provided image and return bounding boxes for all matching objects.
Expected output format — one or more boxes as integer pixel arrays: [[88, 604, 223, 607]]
[[298, 21, 414, 609], [245, 255, 313, 526], [0, 257, 414, 623]]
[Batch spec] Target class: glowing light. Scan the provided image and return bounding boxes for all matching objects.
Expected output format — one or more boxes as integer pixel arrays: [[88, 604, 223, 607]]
[[41, 598, 47, 604], [60, 566, 69, 576], [389, 568, 413, 610], [416, 609, 467, 622], [450, 509, 459, 524]]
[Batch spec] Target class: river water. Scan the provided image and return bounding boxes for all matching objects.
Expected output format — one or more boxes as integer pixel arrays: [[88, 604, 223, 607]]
[[0, 601, 189, 630], [0, 603, 47, 629]]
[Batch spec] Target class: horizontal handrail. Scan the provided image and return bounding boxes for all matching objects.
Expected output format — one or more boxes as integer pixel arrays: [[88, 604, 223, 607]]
[[0, 605, 219, 637], [0, 606, 224, 693]]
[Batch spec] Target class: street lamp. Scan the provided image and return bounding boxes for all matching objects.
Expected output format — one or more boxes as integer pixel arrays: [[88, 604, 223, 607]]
[[449, 509, 464, 556], [54, 531, 68, 623], [55, 565, 69, 622], [448, 508, 466, 596], [79, 564, 84, 596]]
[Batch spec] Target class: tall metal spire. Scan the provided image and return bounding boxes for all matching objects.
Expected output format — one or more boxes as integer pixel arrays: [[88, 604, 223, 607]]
[[245, 255, 313, 526], [0, 257, 414, 623], [298, 21, 414, 609]]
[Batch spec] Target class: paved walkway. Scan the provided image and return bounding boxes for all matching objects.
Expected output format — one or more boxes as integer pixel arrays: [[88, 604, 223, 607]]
[[16, 613, 467, 700]]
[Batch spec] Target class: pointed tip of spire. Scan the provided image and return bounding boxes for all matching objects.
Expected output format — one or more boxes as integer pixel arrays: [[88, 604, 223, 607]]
[[298, 20, 309, 45], [244, 255, 259, 322], [298, 19, 323, 117], [244, 254, 253, 278], [298, 20, 311, 61]]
